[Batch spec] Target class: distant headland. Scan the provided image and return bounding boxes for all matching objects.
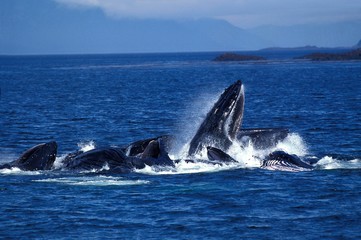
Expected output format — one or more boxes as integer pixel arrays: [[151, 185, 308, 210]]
[[213, 39, 361, 62], [213, 52, 265, 61], [297, 48, 361, 61]]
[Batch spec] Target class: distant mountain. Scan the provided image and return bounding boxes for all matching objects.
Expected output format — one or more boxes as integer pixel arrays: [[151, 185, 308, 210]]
[[355, 40, 361, 48], [0, 0, 268, 54], [260, 45, 322, 51]]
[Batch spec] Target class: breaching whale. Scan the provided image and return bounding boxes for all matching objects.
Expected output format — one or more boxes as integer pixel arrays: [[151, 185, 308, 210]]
[[0, 142, 57, 171]]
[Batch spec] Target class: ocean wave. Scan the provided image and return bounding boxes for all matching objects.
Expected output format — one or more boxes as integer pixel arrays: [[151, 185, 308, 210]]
[[33, 176, 150, 186]]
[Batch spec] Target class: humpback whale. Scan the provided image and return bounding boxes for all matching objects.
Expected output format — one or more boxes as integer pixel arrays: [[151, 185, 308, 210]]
[[261, 151, 314, 171], [0, 142, 57, 171]]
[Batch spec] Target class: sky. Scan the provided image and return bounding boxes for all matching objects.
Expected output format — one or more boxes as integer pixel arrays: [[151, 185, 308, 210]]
[[1, 0, 360, 54], [56, 0, 361, 28]]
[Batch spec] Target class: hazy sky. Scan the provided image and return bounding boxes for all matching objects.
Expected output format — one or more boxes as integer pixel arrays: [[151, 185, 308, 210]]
[[56, 0, 361, 28], [1, 0, 360, 54]]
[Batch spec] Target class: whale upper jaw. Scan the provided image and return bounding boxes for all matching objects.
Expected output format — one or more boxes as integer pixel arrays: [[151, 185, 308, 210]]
[[188, 80, 244, 156]]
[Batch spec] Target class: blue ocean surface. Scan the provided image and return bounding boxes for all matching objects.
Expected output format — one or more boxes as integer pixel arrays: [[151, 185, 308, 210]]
[[0, 52, 360, 239]]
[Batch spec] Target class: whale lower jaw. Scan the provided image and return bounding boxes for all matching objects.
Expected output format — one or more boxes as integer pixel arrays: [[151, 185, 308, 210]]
[[261, 160, 313, 172], [261, 151, 314, 172]]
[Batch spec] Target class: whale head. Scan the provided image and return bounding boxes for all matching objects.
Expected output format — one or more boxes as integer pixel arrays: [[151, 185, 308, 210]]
[[15, 141, 58, 171], [188, 80, 244, 156]]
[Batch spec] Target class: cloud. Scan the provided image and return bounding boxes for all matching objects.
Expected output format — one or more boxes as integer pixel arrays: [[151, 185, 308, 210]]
[[55, 0, 361, 28]]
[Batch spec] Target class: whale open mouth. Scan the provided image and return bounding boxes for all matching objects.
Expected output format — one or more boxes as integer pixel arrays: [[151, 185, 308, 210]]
[[188, 80, 244, 156]]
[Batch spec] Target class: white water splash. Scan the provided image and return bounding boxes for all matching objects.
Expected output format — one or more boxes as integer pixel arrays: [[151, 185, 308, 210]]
[[315, 156, 361, 170], [78, 140, 96, 152], [0, 167, 42, 175], [53, 154, 67, 169], [137, 133, 310, 175], [33, 176, 150, 186], [135, 160, 239, 175], [274, 133, 308, 156], [80, 163, 110, 173], [227, 133, 308, 168]]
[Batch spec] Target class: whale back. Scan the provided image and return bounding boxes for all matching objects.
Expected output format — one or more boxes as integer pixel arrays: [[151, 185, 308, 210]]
[[64, 147, 129, 171]]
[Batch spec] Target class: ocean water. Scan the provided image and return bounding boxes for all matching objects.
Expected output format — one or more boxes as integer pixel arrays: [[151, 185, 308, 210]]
[[0, 52, 360, 239]]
